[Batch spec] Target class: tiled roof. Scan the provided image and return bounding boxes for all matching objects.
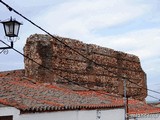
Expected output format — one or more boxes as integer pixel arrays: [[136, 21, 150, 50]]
[[0, 70, 123, 112], [0, 70, 160, 115], [149, 102, 160, 108], [128, 99, 160, 115]]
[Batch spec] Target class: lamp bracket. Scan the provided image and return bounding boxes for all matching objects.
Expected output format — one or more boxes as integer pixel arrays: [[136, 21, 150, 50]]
[[0, 40, 13, 54]]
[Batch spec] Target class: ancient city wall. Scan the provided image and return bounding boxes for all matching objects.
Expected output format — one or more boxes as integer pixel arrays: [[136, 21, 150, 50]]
[[24, 34, 147, 100]]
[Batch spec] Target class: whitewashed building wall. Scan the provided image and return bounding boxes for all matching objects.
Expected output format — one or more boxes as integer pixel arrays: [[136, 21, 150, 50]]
[[0, 107, 125, 120], [1, 106, 160, 120], [20, 109, 125, 120], [0, 106, 20, 120]]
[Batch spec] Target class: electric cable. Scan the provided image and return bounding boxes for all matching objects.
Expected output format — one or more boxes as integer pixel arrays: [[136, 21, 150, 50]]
[[0, 1, 142, 79], [0, 39, 121, 98], [0, 0, 142, 79], [147, 95, 160, 101], [0, 0, 160, 99], [1, 39, 159, 101], [127, 79, 160, 95]]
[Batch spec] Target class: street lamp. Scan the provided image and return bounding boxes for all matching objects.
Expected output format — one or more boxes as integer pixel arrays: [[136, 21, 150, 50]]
[[0, 17, 22, 54], [1, 17, 22, 38]]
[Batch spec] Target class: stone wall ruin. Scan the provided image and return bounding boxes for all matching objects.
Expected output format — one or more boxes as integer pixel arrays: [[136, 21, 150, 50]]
[[24, 34, 147, 100]]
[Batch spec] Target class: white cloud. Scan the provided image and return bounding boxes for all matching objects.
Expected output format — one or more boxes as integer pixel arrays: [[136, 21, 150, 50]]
[[28, 1, 160, 89], [96, 28, 160, 60], [1, 0, 160, 101], [35, 0, 149, 39]]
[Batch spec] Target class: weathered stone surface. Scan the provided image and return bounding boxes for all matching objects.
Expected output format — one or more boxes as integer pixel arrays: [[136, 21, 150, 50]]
[[24, 34, 147, 100]]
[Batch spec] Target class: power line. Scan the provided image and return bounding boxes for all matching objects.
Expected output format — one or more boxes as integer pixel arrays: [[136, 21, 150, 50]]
[[127, 79, 160, 95], [0, 0, 95, 66], [0, 0, 160, 98], [148, 95, 160, 101], [1, 41, 159, 120], [0, 1, 141, 79], [0, 0, 140, 79], [0, 0, 144, 93], [1, 3, 160, 118], [1, 39, 160, 102], [0, 39, 121, 99]]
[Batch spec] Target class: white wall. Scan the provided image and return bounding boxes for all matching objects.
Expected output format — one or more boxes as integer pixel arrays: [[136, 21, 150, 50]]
[[20, 110, 96, 120], [20, 108, 125, 120], [101, 109, 124, 120], [0, 106, 20, 120], [1, 106, 160, 120]]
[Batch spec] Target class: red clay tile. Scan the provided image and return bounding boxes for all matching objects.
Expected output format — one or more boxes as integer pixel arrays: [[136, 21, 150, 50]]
[[0, 70, 160, 114]]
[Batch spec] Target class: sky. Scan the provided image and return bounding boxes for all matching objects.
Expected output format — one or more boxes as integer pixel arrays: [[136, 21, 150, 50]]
[[0, 0, 160, 102]]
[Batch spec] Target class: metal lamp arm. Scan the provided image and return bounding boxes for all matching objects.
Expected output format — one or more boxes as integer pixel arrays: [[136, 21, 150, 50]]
[[0, 40, 13, 49]]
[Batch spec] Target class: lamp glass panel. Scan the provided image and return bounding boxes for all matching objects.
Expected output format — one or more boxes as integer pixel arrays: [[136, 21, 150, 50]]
[[5, 22, 14, 36], [14, 22, 20, 36]]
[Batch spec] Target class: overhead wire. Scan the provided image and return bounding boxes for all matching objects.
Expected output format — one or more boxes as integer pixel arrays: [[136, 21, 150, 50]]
[[0, 39, 121, 98], [0, 0, 160, 100], [127, 79, 160, 95], [2, 39, 158, 101], [147, 95, 160, 101], [0, 0, 135, 77], [0, 1, 141, 78]]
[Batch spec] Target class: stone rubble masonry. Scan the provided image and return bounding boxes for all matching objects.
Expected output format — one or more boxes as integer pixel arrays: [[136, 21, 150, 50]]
[[24, 34, 147, 100]]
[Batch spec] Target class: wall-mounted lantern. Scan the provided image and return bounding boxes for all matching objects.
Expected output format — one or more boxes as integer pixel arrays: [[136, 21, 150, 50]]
[[0, 17, 22, 54], [1, 17, 22, 38]]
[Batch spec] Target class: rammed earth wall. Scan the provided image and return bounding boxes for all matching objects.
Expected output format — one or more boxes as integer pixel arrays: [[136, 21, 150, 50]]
[[24, 34, 147, 100]]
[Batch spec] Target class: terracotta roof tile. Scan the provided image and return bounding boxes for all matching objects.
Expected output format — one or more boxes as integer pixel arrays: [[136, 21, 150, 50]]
[[0, 70, 160, 114], [0, 71, 124, 112], [128, 99, 160, 115]]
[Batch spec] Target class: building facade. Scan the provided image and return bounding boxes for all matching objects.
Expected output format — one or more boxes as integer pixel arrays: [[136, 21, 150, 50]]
[[0, 106, 124, 120]]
